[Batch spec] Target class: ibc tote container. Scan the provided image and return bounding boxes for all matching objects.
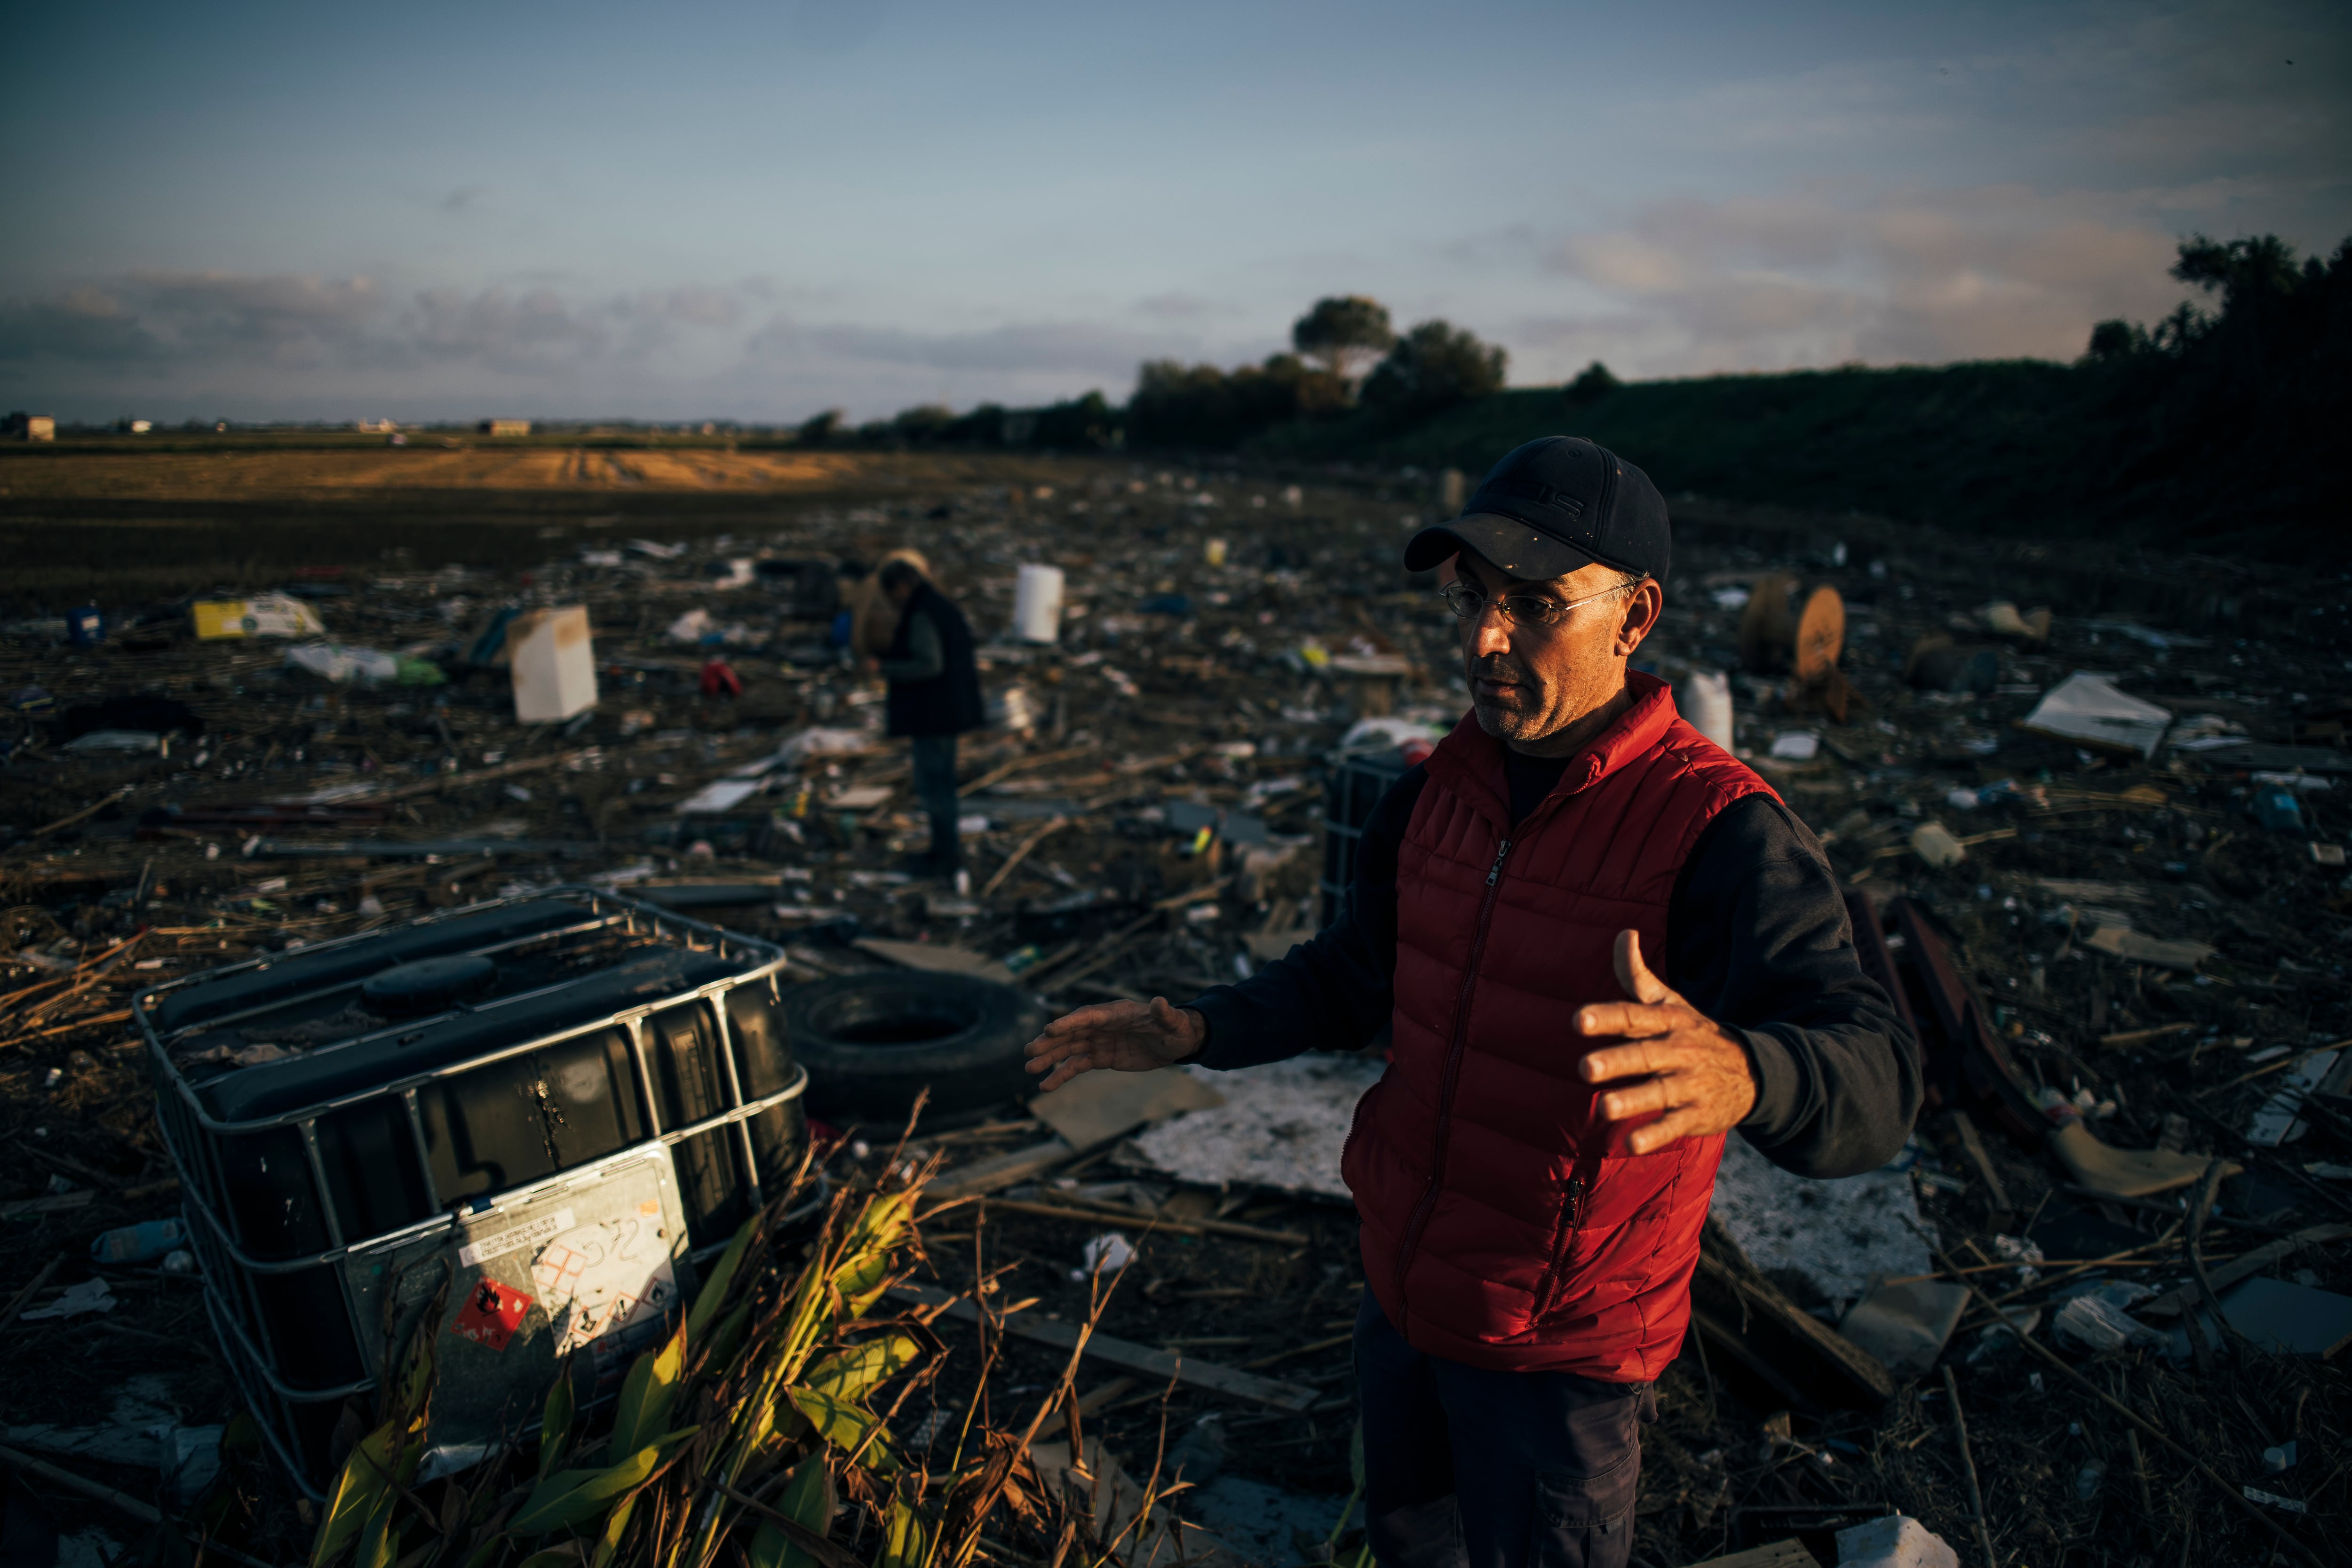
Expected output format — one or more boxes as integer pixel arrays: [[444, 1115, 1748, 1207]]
[[133, 889, 810, 1494]]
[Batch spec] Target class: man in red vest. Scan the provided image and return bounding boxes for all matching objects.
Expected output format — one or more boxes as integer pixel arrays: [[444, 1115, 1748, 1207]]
[[1025, 436, 1918, 1568]]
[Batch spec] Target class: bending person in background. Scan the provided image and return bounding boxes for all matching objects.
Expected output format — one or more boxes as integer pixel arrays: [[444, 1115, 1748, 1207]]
[[869, 557, 984, 879]]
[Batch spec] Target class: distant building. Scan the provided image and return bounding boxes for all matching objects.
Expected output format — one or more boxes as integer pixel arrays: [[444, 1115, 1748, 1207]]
[[129, 420, 152, 433], [354, 418, 398, 433], [3, 413, 56, 441], [478, 419, 532, 437]]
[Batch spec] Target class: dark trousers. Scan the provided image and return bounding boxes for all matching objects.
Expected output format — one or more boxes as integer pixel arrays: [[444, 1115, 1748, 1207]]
[[910, 732, 960, 868], [1353, 1289, 1652, 1568]]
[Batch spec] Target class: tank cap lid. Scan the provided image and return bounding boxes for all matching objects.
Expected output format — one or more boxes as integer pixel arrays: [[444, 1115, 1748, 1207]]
[[361, 955, 496, 1014]]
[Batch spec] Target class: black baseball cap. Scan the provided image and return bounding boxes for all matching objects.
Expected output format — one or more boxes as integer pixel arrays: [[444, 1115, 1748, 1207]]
[[1405, 436, 1670, 583]]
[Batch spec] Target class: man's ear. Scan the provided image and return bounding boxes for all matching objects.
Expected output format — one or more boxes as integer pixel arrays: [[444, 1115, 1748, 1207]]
[[1614, 580, 1664, 657]]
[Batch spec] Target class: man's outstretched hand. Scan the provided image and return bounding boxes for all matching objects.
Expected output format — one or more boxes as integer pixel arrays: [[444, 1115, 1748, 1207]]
[[1573, 930, 1759, 1155], [1024, 997, 1205, 1092]]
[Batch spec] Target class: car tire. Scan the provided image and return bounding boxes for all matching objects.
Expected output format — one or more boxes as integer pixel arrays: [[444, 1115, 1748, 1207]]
[[782, 971, 1046, 1126]]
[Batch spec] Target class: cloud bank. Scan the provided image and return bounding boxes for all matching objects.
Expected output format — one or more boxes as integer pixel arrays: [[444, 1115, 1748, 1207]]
[[0, 271, 1220, 422], [1515, 183, 2193, 380], [0, 183, 2309, 419]]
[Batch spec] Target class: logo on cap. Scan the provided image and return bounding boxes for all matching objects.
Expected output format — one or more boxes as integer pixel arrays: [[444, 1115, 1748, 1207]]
[[1478, 476, 1585, 520]]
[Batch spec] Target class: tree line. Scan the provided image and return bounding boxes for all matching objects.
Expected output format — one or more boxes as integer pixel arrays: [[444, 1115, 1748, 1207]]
[[796, 295, 1511, 454], [795, 230, 2348, 525], [2075, 232, 2350, 538]]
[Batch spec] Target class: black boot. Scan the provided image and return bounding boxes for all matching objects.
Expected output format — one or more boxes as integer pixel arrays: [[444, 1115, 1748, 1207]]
[[927, 810, 961, 875], [899, 814, 961, 879]]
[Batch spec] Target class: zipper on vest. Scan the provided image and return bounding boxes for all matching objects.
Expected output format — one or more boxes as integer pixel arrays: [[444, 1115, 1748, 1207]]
[[1391, 835, 1512, 1312], [1533, 1173, 1588, 1321]]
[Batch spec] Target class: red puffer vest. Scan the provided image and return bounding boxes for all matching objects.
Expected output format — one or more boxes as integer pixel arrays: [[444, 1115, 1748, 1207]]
[[1340, 672, 1775, 1380]]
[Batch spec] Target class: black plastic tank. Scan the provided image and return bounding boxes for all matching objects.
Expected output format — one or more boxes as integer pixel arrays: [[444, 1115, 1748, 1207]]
[[1320, 745, 1414, 927]]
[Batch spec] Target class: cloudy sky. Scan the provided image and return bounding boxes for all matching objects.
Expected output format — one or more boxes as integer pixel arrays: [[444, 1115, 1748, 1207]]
[[3, 0, 2345, 423]]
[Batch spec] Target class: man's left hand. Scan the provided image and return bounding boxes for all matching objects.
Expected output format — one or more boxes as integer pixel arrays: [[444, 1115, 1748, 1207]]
[[1573, 930, 1758, 1155]]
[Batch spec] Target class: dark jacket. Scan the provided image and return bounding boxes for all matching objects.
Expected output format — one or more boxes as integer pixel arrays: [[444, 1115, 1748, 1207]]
[[882, 581, 984, 738]]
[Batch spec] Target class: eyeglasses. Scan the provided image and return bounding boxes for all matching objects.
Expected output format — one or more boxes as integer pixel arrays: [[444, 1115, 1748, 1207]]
[[1436, 578, 1639, 627]]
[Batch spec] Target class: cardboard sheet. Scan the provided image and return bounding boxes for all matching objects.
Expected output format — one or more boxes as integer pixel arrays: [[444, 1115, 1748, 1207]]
[[1029, 1066, 1224, 1149], [2019, 672, 2172, 759]]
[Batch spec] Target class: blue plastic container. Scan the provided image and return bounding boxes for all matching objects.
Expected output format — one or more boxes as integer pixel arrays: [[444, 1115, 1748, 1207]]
[[91, 1217, 187, 1265], [65, 605, 105, 647], [2253, 787, 2305, 833]]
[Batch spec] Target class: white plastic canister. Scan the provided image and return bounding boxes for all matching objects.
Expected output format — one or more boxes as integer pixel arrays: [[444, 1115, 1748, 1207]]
[[1678, 669, 1734, 753], [1013, 564, 1065, 645]]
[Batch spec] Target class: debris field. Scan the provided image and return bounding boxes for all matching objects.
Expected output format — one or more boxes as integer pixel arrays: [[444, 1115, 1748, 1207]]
[[3, 456, 2350, 1566]]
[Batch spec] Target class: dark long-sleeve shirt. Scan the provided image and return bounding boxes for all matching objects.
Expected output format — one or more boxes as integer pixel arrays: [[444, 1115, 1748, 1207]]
[[875, 608, 944, 684], [1186, 756, 1920, 1179]]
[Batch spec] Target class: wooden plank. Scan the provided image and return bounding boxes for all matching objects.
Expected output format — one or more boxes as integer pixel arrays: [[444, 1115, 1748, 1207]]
[[981, 1196, 1308, 1247], [2084, 926, 2216, 971], [1948, 1108, 2012, 1214], [1693, 1223, 1894, 1408], [854, 937, 1017, 985], [957, 744, 1102, 798], [886, 1283, 1318, 1411], [925, 1137, 1076, 1200], [1690, 1305, 1810, 1411], [2135, 1223, 2352, 1318], [1687, 1543, 1821, 1568], [2098, 1022, 2194, 1049]]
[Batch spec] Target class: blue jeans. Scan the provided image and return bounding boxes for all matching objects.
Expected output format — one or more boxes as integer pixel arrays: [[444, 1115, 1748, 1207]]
[[910, 732, 960, 867], [1354, 1289, 1652, 1568]]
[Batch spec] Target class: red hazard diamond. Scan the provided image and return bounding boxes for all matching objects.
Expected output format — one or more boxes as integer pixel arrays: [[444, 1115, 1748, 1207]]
[[451, 1278, 533, 1351]]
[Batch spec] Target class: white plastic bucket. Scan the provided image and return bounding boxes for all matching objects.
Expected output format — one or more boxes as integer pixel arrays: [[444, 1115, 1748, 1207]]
[[1678, 669, 1734, 753], [1013, 564, 1064, 645]]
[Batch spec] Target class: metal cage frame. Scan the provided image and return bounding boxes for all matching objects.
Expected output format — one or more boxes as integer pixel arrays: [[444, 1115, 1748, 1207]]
[[133, 887, 811, 1495]]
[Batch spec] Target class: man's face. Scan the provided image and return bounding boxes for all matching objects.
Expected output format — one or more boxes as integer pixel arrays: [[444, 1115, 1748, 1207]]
[[1457, 551, 1659, 748]]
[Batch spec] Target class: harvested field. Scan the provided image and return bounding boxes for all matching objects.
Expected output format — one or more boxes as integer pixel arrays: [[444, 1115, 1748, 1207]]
[[0, 443, 1089, 605], [0, 444, 882, 501]]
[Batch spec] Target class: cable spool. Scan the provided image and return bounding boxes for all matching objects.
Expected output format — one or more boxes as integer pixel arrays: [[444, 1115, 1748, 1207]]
[[1736, 573, 1859, 722], [1793, 584, 1843, 685], [1735, 571, 1801, 671]]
